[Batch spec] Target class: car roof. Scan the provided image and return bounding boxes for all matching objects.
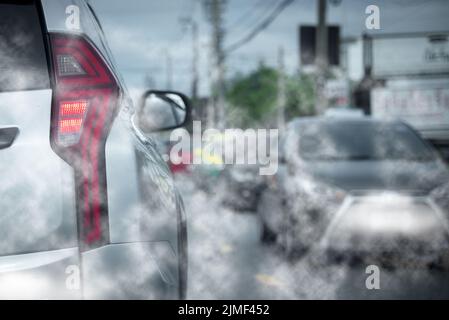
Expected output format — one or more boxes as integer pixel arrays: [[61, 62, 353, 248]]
[[287, 116, 405, 130]]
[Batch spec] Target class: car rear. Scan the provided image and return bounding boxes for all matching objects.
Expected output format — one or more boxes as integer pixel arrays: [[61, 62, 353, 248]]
[[0, 0, 81, 299], [0, 0, 184, 299]]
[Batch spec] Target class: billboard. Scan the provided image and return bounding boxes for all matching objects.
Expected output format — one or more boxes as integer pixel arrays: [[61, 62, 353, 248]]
[[369, 33, 449, 77]]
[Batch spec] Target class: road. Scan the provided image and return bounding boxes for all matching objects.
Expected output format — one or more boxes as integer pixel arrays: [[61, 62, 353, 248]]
[[176, 179, 449, 300]]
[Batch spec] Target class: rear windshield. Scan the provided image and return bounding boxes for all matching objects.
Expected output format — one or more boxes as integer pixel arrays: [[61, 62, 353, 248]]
[[298, 121, 436, 161], [0, 0, 50, 92]]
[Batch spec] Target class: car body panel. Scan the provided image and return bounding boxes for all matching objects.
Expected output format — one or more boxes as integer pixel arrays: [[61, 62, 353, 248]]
[[82, 242, 177, 299], [0, 248, 80, 299], [0, 89, 77, 256]]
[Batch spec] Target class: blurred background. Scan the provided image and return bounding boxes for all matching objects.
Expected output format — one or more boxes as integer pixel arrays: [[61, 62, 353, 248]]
[[90, 0, 449, 299]]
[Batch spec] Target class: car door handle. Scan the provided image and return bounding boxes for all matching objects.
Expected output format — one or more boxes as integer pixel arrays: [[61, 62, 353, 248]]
[[0, 127, 19, 150]]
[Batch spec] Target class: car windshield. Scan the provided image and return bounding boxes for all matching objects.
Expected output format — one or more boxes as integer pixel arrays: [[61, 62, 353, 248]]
[[298, 120, 436, 161]]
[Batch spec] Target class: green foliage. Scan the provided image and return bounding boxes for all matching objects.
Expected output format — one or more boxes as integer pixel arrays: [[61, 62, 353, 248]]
[[285, 73, 316, 118], [226, 65, 316, 127], [226, 65, 278, 125]]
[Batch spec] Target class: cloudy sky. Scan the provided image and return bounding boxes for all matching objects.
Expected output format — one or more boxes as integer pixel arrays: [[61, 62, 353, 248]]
[[89, 0, 449, 100]]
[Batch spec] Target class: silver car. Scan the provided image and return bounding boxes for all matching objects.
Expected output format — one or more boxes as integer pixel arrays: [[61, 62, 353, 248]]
[[258, 116, 449, 269], [0, 0, 188, 299]]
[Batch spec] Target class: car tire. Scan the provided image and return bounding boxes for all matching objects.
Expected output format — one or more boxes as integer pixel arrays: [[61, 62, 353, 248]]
[[257, 189, 281, 243], [429, 250, 449, 271], [260, 222, 277, 244]]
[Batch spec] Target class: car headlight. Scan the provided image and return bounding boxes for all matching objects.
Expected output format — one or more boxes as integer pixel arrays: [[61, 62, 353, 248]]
[[280, 174, 347, 246], [286, 174, 346, 224]]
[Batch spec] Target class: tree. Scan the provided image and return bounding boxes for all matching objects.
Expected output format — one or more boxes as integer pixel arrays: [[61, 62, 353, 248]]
[[285, 72, 316, 118], [226, 65, 316, 127], [226, 64, 278, 127]]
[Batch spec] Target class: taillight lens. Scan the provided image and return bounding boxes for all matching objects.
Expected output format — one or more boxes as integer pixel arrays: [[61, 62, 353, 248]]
[[49, 33, 120, 250], [58, 100, 88, 145]]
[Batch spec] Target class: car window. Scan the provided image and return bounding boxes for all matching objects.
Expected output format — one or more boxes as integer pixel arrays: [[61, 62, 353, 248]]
[[0, 0, 50, 92], [298, 121, 436, 161]]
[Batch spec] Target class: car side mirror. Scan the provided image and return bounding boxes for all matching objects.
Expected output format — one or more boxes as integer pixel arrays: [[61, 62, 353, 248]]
[[138, 90, 190, 133]]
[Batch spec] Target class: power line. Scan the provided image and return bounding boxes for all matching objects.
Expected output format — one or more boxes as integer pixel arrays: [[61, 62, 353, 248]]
[[227, 0, 278, 35], [225, 0, 295, 54]]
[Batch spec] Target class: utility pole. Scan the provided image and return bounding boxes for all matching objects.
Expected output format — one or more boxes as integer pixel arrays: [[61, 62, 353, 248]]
[[191, 21, 199, 103], [144, 72, 155, 89], [277, 46, 286, 131], [181, 17, 199, 102], [315, 0, 328, 115], [204, 0, 226, 129], [165, 49, 173, 90], [206, 49, 215, 128]]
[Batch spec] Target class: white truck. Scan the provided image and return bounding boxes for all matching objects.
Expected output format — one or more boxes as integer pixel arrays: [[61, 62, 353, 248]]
[[366, 32, 449, 159]]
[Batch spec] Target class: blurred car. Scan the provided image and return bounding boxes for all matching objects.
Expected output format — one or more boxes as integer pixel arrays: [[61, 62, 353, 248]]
[[0, 0, 189, 299], [190, 133, 226, 193], [219, 164, 265, 212], [258, 116, 449, 269], [324, 106, 365, 118]]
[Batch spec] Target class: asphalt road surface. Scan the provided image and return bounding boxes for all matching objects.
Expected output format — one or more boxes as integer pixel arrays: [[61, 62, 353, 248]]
[[176, 178, 449, 300]]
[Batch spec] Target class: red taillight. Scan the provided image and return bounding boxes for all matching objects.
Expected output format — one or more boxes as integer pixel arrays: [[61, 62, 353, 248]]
[[60, 100, 88, 116], [49, 33, 120, 250], [59, 117, 83, 133], [58, 100, 87, 143]]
